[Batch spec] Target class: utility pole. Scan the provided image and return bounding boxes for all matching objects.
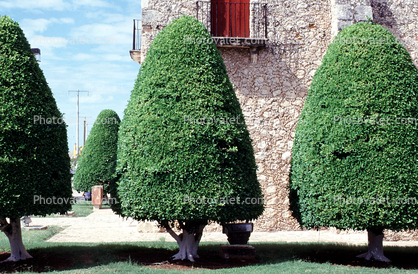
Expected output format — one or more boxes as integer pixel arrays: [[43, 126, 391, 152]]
[[68, 89, 88, 157], [83, 116, 92, 147], [83, 117, 86, 147], [86, 119, 89, 139]]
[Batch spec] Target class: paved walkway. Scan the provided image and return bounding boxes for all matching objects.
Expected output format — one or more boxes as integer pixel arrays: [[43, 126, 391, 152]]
[[29, 208, 418, 247]]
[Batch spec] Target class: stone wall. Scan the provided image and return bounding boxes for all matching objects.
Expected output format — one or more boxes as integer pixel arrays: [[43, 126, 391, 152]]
[[139, 0, 418, 233], [140, 0, 196, 62], [331, 0, 418, 67], [331, 0, 373, 37], [371, 0, 418, 68], [226, 1, 333, 231]]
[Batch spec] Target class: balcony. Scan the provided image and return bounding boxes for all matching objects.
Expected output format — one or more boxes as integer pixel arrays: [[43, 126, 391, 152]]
[[31, 48, 41, 62], [129, 19, 141, 63], [196, 1, 268, 48]]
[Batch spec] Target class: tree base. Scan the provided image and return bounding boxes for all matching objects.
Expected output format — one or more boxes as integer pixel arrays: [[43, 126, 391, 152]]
[[356, 229, 391, 262], [166, 223, 205, 262], [0, 218, 32, 263]]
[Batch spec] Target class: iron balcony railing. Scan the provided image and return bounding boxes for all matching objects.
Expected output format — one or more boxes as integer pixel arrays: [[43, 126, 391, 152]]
[[132, 19, 141, 50], [196, 1, 267, 39]]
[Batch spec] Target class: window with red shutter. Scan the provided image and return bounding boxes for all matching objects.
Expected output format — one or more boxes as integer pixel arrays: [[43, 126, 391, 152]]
[[211, 0, 250, 38]]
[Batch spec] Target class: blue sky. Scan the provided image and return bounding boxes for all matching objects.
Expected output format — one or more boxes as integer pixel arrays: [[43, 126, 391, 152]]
[[1, 0, 142, 155]]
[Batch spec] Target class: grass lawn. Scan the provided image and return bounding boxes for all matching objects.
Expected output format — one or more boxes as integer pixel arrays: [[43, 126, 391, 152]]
[[1, 227, 418, 273], [71, 202, 94, 217], [33, 201, 94, 218]]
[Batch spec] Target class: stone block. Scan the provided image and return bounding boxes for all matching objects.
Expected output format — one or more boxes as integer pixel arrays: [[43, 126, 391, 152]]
[[142, 9, 163, 25], [219, 245, 256, 259], [335, 4, 353, 20], [354, 6, 373, 22], [266, 186, 277, 195], [355, 0, 371, 5], [281, 151, 292, 160], [141, 0, 149, 9], [334, 0, 351, 4], [338, 20, 353, 31], [297, 3, 308, 9]]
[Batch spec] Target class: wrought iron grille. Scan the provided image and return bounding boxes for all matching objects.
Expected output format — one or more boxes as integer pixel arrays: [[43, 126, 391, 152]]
[[132, 19, 141, 50]]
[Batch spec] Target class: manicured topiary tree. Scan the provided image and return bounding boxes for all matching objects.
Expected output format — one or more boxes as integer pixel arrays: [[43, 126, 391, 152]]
[[73, 109, 120, 193], [0, 16, 72, 262], [113, 15, 264, 261], [289, 22, 418, 262]]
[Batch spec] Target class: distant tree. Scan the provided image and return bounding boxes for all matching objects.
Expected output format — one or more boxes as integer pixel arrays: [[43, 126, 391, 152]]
[[0, 16, 72, 262], [289, 22, 418, 262], [73, 109, 120, 193], [112, 15, 264, 261]]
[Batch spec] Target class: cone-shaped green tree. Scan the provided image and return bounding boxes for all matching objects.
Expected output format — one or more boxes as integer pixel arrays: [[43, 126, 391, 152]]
[[289, 22, 418, 262], [0, 16, 72, 262], [113, 15, 264, 261], [73, 109, 120, 193]]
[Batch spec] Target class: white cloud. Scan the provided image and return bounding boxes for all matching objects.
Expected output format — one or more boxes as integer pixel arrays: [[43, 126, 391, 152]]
[[84, 11, 126, 24], [102, 54, 128, 62], [0, 0, 72, 11], [52, 61, 136, 98], [20, 18, 51, 37], [0, 0, 118, 11], [72, 0, 115, 9], [54, 17, 75, 24], [69, 93, 114, 104], [21, 17, 74, 38], [72, 53, 95, 62], [70, 22, 131, 44], [72, 52, 128, 62]]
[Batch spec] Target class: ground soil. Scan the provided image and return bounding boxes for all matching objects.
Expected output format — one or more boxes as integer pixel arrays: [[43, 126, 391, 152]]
[[120, 250, 259, 270], [0, 250, 259, 272]]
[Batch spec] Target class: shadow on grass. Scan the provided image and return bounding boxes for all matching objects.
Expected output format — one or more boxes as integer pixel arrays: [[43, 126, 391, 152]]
[[255, 242, 418, 270], [1, 242, 418, 272]]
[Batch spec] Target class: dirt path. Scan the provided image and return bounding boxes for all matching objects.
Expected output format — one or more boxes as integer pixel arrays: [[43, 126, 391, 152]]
[[29, 208, 418, 246]]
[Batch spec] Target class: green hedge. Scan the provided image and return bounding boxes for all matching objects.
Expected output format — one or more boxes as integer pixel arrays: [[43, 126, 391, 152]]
[[0, 16, 71, 218], [73, 109, 120, 192], [113, 15, 264, 225], [289, 22, 418, 231]]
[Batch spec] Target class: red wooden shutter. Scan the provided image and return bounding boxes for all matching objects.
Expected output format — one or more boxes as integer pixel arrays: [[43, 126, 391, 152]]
[[211, 0, 250, 38]]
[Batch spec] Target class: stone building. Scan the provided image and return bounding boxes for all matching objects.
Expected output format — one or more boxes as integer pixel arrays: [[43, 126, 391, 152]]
[[130, 0, 418, 232]]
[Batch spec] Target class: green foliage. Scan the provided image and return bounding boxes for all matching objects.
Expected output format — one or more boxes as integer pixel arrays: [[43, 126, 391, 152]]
[[73, 109, 120, 192], [113, 15, 264, 225], [0, 16, 72, 218], [289, 22, 418, 231]]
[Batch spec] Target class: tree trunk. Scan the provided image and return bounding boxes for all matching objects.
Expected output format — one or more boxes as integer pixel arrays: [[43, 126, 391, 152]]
[[356, 228, 391, 262], [166, 223, 205, 262], [0, 218, 32, 262]]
